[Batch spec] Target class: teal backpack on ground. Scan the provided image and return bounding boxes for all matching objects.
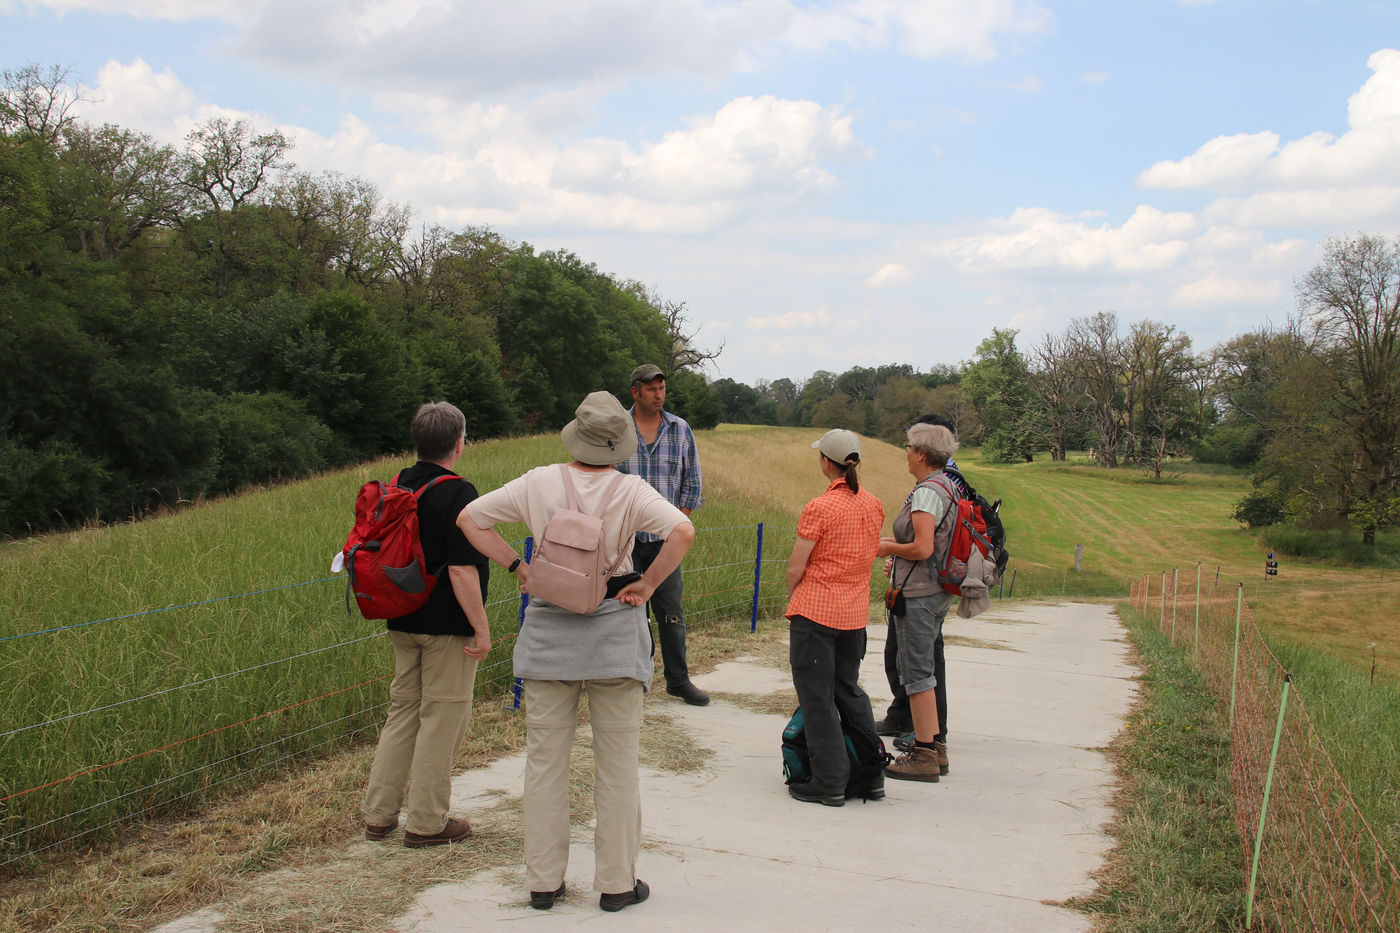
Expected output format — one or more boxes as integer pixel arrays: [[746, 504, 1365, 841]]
[[781, 707, 892, 801]]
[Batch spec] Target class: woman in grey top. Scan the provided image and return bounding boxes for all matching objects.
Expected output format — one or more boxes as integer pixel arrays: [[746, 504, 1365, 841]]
[[876, 421, 959, 783], [457, 391, 695, 913]]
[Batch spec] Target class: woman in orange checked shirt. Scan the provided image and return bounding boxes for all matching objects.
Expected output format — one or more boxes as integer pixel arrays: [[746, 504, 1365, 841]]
[[784, 429, 886, 807]]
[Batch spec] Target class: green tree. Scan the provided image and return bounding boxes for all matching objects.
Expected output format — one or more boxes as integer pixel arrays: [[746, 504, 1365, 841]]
[[1295, 233, 1400, 544], [284, 294, 417, 459], [962, 328, 1033, 462], [710, 378, 758, 423]]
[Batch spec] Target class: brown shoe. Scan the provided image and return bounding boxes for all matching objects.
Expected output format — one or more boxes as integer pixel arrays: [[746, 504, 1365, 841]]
[[934, 740, 950, 776], [404, 817, 472, 848], [364, 818, 398, 841], [885, 746, 941, 783]]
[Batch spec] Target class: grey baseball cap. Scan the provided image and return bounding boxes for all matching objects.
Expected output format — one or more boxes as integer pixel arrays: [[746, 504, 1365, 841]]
[[811, 428, 861, 463], [630, 363, 665, 385]]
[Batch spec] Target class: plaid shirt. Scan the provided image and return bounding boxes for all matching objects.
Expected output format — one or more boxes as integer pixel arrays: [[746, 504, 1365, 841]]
[[615, 407, 702, 543], [785, 479, 884, 630]]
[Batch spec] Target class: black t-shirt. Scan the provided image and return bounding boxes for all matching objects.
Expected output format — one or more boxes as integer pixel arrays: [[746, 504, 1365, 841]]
[[387, 461, 490, 637]]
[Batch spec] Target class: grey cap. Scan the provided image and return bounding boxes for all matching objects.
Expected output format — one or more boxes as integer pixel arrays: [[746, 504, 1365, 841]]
[[812, 428, 861, 463], [630, 363, 665, 385], [561, 392, 639, 466]]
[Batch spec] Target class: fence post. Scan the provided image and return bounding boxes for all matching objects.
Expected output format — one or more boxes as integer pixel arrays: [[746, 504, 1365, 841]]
[[508, 536, 534, 711], [1171, 567, 1179, 638], [1007, 569, 1016, 598], [1246, 673, 1292, 929], [751, 522, 764, 633], [1194, 562, 1201, 656], [1160, 571, 1167, 625], [1229, 584, 1244, 727]]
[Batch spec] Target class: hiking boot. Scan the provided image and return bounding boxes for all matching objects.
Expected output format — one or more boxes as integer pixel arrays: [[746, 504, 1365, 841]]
[[666, 682, 710, 706], [893, 731, 914, 752], [934, 740, 950, 776], [530, 883, 566, 910], [874, 713, 913, 737], [600, 879, 649, 912], [403, 817, 472, 848], [787, 782, 845, 807], [364, 818, 397, 841], [885, 747, 941, 783]]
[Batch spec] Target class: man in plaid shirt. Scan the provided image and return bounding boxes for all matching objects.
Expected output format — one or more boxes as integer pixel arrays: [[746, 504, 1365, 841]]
[[615, 364, 709, 706]]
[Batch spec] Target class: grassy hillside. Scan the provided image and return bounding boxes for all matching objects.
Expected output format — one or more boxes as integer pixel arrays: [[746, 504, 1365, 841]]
[[2, 423, 1396, 870]]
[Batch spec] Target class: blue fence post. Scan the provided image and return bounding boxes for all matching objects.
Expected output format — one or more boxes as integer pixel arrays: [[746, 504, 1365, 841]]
[[750, 522, 765, 633], [508, 536, 533, 711]]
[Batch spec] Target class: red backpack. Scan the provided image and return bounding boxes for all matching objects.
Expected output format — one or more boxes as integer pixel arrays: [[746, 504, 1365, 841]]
[[342, 473, 462, 619], [929, 474, 992, 596]]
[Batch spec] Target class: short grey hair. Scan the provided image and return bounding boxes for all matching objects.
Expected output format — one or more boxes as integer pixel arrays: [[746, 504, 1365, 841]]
[[906, 422, 958, 469], [412, 402, 466, 461]]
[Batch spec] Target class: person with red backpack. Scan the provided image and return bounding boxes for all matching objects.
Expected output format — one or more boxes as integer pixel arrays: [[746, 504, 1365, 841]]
[[360, 402, 496, 848], [876, 421, 961, 782]]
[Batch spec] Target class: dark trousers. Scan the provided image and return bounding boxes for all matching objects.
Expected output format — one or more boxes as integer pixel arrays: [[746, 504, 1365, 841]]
[[789, 615, 880, 795], [631, 539, 689, 689], [883, 618, 948, 742]]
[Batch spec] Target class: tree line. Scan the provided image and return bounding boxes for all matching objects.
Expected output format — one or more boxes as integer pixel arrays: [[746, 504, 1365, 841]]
[[0, 65, 720, 537], [709, 241, 1399, 547], [4, 64, 1394, 546]]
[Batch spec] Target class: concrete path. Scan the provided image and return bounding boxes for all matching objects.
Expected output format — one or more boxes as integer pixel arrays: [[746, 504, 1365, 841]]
[[394, 601, 1137, 932]]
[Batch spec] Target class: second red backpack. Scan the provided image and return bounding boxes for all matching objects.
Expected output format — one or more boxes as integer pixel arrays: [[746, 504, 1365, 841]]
[[929, 474, 992, 597], [342, 473, 461, 619]]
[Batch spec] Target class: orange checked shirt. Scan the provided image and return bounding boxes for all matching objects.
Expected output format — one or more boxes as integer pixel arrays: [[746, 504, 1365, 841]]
[[785, 479, 884, 630]]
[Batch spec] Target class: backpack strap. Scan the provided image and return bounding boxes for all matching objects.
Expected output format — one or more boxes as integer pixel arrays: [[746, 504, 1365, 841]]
[[924, 472, 961, 568], [554, 466, 632, 578]]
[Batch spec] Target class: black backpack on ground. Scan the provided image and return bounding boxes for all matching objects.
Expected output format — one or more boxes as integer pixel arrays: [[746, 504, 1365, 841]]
[[781, 707, 892, 801], [944, 465, 1010, 577]]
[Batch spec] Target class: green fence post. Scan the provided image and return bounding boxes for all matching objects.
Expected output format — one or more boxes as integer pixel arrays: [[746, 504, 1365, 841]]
[[1230, 584, 1244, 727], [1194, 562, 1201, 656], [1246, 673, 1291, 929]]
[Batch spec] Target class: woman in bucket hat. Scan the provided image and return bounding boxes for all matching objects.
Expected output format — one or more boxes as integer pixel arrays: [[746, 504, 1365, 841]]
[[456, 391, 695, 912]]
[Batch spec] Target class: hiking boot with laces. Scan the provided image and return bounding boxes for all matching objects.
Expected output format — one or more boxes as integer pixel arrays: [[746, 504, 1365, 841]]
[[885, 746, 941, 783]]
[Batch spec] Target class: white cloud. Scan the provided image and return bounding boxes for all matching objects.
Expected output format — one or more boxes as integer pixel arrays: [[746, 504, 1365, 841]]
[[925, 204, 1199, 274], [69, 61, 865, 235], [1139, 48, 1400, 195], [865, 262, 910, 288], [992, 75, 1044, 93], [15, 0, 248, 18], [1079, 70, 1109, 85], [1203, 187, 1400, 229], [1171, 274, 1283, 308], [746, 308, 832, 330], [234, 0, 795, 98], [783, 0, 1053, 62]]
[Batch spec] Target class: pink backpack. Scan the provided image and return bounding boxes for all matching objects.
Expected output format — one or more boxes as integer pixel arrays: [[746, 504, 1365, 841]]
[[525, 466, 629, 615]]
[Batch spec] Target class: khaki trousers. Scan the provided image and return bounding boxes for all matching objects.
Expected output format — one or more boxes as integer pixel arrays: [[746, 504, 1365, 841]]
[[523, 678, 643, 894], [362, 630, 480, 836]]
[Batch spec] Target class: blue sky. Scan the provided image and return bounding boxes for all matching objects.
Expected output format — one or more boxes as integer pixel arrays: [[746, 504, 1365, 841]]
[[5, 0, 1400, 385]]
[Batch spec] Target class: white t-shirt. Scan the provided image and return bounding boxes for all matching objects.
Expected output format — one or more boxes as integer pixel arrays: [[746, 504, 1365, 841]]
[[463, 462, 691, 686], [464, 463, 688, 573]]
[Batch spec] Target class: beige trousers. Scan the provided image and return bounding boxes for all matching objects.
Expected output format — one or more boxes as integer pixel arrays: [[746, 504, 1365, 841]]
[[523, 678, 643, 894], [362, 630, 480, 836]]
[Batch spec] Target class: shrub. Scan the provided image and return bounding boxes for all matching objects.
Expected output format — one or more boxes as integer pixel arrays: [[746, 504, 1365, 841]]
[[1233, 488, 1286, 528]]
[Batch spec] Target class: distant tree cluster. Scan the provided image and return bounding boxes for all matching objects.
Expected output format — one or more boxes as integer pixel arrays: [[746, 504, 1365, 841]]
[[716, 240, 1398, 547], [0, 64, 718, 536]]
